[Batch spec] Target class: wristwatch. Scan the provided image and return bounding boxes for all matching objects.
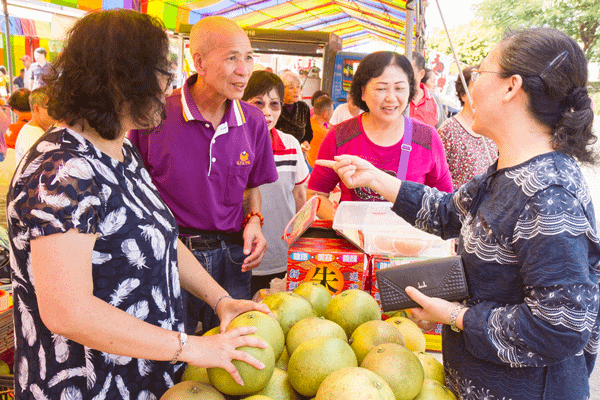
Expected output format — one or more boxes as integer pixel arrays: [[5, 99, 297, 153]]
[[450, 304, 467, 332]]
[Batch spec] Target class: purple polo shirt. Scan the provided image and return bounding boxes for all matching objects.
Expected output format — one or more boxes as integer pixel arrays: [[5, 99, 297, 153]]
[[129, 74, 278, 233]]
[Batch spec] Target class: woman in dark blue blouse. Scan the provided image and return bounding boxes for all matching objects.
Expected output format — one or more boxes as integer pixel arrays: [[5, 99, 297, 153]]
[[318, 27, 599, 399]]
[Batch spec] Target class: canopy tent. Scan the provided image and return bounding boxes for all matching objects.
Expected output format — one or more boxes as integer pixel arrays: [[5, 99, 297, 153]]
[[6, 0, 417, 52]]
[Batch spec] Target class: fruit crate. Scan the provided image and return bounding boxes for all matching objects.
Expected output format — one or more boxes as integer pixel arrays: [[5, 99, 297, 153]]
[[0, 374, 13, 400]]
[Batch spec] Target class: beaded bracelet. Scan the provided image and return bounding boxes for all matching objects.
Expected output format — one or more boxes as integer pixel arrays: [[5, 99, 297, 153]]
[[242, 211, 264, 228]]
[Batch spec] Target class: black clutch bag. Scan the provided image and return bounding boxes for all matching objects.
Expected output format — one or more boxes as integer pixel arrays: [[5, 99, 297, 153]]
[[376, 256, 469, 312]]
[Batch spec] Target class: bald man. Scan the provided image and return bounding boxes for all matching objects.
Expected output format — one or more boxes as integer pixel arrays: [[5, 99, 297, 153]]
[[129, 16, 278, 334]]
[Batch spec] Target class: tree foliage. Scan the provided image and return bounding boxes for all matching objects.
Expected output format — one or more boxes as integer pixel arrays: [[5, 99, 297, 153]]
[[473, 0, 600, 61], [426, 20, 497, 67]]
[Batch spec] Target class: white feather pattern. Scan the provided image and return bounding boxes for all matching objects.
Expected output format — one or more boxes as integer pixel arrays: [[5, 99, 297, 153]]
[[122, 196, 143, 219], [152, 287, 166, 313], [121, 239, 147, 269], [98, 207, 127, 236], [102, 352, 132, 366], [84, 346, 96, 389], [109, 278, 140, 307], [171, 261, 180, 298], [138, 359, 154, 377], [116, 375, 130, 400], [134, 177, 164, 210], [6, 191, 26, 221], [18, 295, 37, 346], [92, 251, 112, 265], [126, 300, 149, 321], [136, 391, 157, 400], [99, 184, 112, 205], [30, 383, 50, 400], [51, 157, 94, 186], [39, 181, 72, 208], [12, 230, 29, 251], [140, 225, 165, 261], [48, 367, 86, 388], [31, 209, 63, 229], [18, 356, 28, 391], [36, 141, 61, 154], [91, 372, 112, 400], [22, 250, 34, 284], [127, 182, 154, 218], [60, 386, 83, 400], [163, 371, 174, 388], [71, 196, 101, 227], [16, 154, 45, 182], [52, 334, 70, 363], [38, 345, 46, 380], [152, 211, 173, 232], [11, 250, 28, 290], [86, 157, 119, 184]]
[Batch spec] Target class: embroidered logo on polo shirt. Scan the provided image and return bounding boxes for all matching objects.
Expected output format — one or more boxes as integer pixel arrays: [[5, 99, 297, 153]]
[[237, 151, 251, 165]]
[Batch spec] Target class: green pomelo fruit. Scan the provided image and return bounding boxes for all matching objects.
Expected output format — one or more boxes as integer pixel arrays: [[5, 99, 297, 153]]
[[275, 346, 289, 371], [160, 381, 225, 400], [181, 364, 210, 384], [414, 351, 445, 386], [0, 360, 9, 375], [324, 289, 381, 339], [203, 326, 220, 336], [207, 337, 275, 396], [293, 282, 332, 317], [385, 316, 426, 352], [262, 292, 316, 336], [349, 320, 405, 364], [287, 336, 357, 397], [228, 311, 285, 359], [286, 317, 347, 357], [414, 379, 457, 400], [241, 396, 275, 400], [361, 343, 424, 400], [255, 367, 301, 400], [315, 367, 395, 400]]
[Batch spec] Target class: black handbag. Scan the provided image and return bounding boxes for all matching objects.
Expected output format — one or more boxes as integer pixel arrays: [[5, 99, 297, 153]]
[[376, 256, 469, 312]]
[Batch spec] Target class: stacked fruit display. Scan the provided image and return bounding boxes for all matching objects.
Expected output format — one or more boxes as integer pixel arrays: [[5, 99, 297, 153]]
[[161, 283, 456, 400]]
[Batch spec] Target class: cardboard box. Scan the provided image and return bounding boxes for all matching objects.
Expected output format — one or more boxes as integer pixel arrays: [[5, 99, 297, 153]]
[[285, 197, 366, 295], [284, 199, 452, 351]]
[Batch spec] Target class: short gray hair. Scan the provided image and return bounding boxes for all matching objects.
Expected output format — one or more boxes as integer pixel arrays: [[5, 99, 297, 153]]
[[279, 70, 301, 87]]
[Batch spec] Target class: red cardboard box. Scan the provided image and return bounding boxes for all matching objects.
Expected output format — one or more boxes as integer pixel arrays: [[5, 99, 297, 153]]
[[284, 197, 366, 295]]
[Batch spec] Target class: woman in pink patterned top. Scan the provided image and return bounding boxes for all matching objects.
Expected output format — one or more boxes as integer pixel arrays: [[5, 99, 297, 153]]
[[438, 66, 498, 190]]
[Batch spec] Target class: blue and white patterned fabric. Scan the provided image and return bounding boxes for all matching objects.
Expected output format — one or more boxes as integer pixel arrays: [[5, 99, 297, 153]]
[[394, 151, 600, 400], [7, 128, 184, 399]]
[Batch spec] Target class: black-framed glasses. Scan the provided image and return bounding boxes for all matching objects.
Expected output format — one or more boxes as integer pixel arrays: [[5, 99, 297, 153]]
[[249, 99, 282, 111], [155, 67, 174, 89], [471, 68, 503, 83]]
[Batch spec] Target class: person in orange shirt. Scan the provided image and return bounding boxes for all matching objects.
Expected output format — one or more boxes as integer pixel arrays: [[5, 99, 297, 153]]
[[307, 95, 334, 168], [4, 88, 32, 149]]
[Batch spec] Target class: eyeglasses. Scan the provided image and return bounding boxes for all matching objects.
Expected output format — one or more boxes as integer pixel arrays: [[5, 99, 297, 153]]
[[249, 99, 282, 111], [471, 68, 503, 83], [155, 67, 175, 89]]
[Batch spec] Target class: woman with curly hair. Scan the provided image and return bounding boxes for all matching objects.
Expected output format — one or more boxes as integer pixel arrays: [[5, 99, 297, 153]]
[[7, 9, 270, 399], [318, 27, 599, 399]]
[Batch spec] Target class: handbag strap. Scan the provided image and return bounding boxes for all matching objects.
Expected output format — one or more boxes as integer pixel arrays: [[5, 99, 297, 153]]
[[397, 115, 413, 181]]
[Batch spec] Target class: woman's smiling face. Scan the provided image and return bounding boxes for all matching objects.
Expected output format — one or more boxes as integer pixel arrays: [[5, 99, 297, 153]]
[[361, 64, 411, 123]]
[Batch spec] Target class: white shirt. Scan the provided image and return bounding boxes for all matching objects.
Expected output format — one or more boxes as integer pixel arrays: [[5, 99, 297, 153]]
[[330, 103, 363, 126], [15, 123, 44, 165]]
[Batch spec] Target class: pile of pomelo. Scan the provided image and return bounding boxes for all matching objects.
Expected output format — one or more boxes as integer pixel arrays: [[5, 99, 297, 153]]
[[161, 283, 456, 400]]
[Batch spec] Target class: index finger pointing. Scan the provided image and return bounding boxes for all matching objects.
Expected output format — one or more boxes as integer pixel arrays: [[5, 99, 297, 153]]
[[314, 159, 337, 168]]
